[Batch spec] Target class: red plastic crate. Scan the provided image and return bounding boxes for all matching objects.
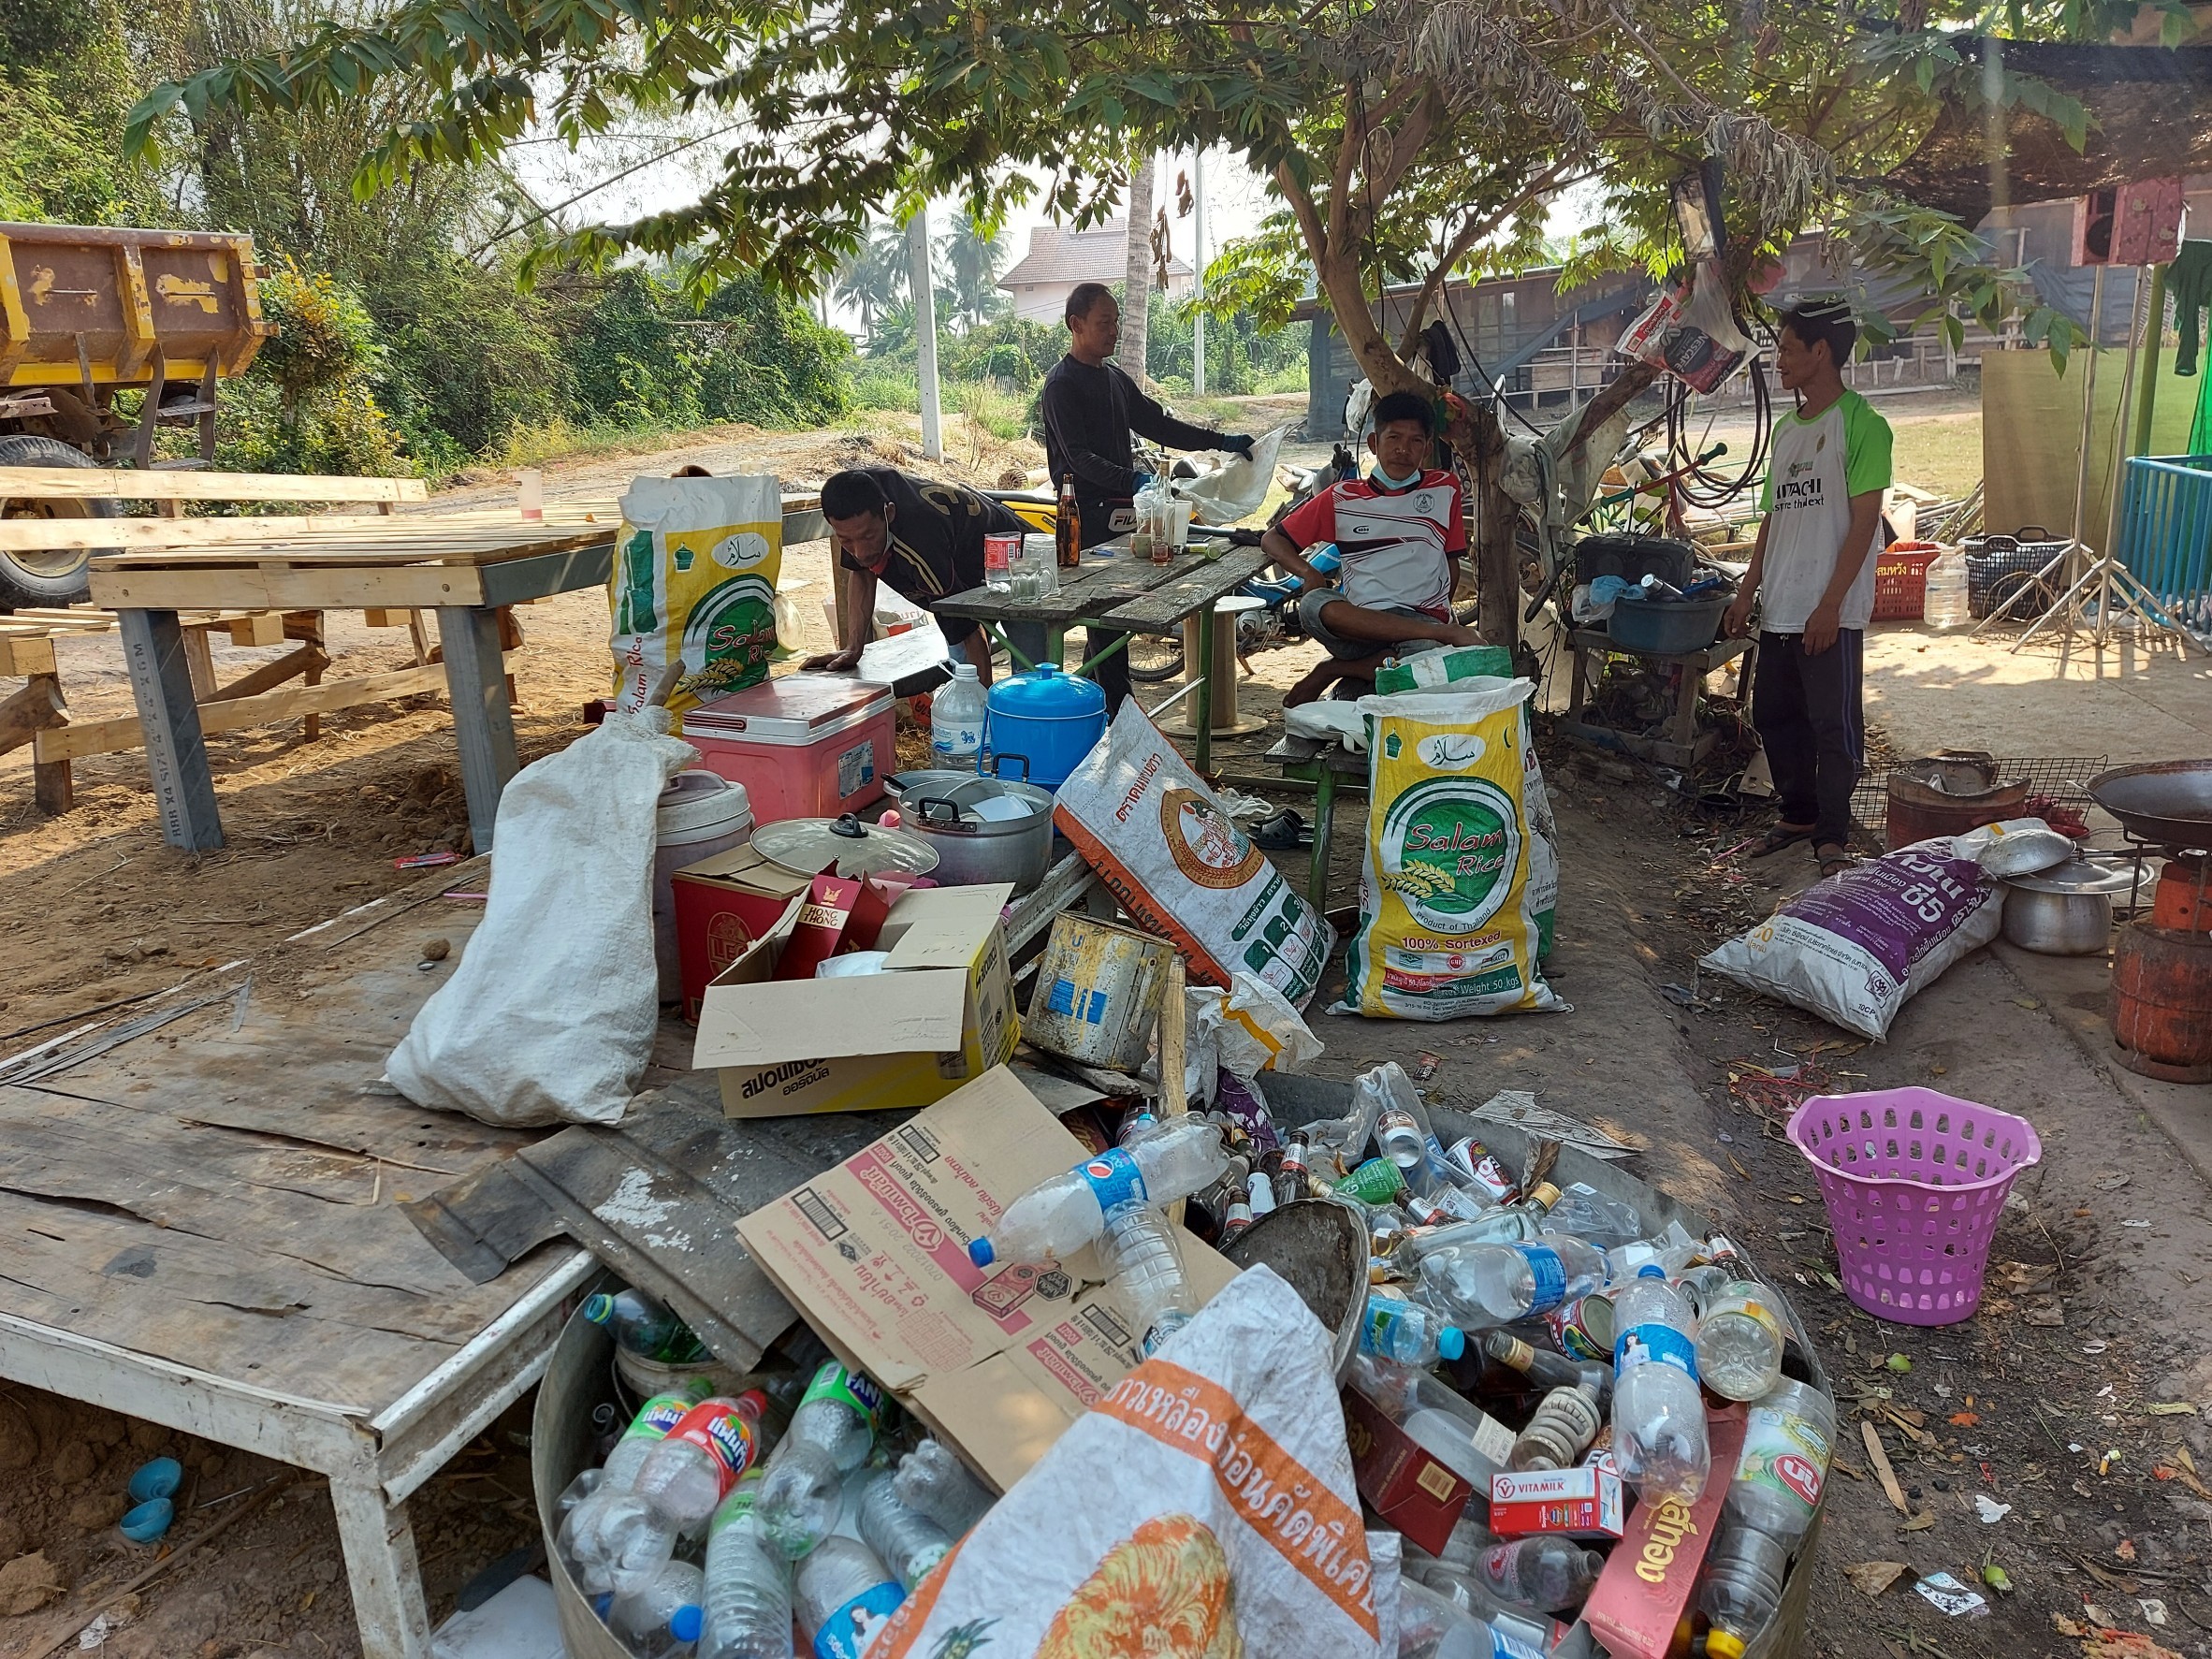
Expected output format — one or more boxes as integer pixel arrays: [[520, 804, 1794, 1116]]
[[1872, 543, 1943, 621]]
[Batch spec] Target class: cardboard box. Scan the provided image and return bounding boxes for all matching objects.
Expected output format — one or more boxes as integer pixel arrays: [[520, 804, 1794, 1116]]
[[1580, 1408, 1746, 1659], [1488, 1464, 1626, 1539], [694, 882, 1020, 1117], [1342, 1388, 1475, 1555], [772, 872, 894, 982], [671, 845, 815, 1021], [735, 1067, 1237, 1490]]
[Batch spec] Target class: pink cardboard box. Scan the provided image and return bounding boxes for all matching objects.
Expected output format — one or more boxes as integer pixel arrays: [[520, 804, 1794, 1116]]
[[1580, 1407, 1748, 1659]]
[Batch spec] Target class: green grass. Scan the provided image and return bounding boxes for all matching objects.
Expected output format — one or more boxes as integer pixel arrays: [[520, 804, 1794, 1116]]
[[1887, 410, 1982, 501]]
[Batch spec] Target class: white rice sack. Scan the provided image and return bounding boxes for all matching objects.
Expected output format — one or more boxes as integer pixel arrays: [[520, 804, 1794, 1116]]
[[1055, 702, 1335, 1006], [1701, 818, 2073, 1040]]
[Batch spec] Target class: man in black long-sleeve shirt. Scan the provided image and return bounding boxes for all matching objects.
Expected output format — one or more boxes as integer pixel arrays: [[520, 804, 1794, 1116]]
[[1034, 283, 1253, 711]]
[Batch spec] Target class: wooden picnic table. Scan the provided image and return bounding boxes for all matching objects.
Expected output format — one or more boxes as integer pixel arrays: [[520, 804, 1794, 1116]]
[[78, 493, 831, 854], [934, 535, 1272, 773]]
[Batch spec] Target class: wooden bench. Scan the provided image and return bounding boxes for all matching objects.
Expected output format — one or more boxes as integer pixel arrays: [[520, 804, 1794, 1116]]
[[1559, 627, 1754, 770]]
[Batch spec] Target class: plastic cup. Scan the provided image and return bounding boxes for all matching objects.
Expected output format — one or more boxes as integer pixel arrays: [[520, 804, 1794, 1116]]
[[127, 1456, 182, 1503], [119, 1498, 173, 1544], [1169, 501, 1194, 551]]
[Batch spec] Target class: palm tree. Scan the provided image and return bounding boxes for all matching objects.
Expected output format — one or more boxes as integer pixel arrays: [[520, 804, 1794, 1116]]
[[938, 215, 1010, 331], [835, 225, 908, 338]]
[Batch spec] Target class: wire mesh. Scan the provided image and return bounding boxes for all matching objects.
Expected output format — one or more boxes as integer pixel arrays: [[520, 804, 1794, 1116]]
[[1850, 755, 2109, 840]]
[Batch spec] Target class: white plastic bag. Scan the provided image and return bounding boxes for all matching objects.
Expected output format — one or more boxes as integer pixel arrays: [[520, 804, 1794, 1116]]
[[1192, 973, 1326, 1077], [868, 1266, 1388, 1659], [1055, 702, 1335, 1006], [386, 710, 698, 1126], [1285, 702, 1368, 751], [1700, 819, 2073, 1040], [1173, 427, 1288, 525]]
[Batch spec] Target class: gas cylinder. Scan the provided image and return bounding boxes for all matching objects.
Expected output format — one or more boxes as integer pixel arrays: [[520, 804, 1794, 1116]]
[[2111, 921, 2212, 1083]]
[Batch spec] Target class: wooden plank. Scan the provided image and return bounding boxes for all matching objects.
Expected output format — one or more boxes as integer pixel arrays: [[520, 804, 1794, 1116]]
[[93, 564, 490, 610], [0, 633, 56, 676], [0, 511, 404, 553], [1097, 546, 1273, 633], [0, 466, 428, 502], [0, 674, 65, 754], [225, 609, 287, 647], [203, 641, 327, 704], [30, 653, 503, 764]]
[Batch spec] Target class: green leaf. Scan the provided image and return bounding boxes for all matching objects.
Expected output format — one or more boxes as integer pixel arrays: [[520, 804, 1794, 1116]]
[[1885, 1353, 1912, 1373]]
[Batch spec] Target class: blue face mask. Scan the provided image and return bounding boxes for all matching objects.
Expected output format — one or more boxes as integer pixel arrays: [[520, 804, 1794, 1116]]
[[1371, 462, 1422, 489]]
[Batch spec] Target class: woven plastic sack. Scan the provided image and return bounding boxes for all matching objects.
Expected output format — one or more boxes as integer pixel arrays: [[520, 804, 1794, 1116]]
[[386, 710, 698, 1126], [870, 1266, 1390, 1659], [609, 473, 783, 716], [1701, 818, 2074, 1040], [1055, 702, 1335, 1006], [1339, 683, 1564, 1019]]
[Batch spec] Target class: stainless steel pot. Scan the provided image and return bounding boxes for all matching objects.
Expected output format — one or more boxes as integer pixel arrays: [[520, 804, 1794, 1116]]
[[904, 778, 1055, 892], [2000, 858, 2132, 955]]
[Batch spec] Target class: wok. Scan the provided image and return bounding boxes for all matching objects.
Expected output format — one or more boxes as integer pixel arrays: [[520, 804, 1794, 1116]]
[[2088, 760, 2212, 849]]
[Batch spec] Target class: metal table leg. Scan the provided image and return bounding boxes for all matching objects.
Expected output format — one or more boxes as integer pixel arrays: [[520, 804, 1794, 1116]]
[[119, 606, 225, 851], [436, 605, 518, 853]]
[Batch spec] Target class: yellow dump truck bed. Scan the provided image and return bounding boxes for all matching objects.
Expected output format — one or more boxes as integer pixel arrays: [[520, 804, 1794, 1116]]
[[0, 223, 271, 390]]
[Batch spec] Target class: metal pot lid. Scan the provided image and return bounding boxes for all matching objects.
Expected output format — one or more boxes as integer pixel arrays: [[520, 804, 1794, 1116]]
[[2003, 858, 2136, 896], [750, 813, 939, 878]]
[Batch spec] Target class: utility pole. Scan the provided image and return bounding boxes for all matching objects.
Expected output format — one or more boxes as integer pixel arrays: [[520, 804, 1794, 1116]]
[[1192, 150, 1209, 397], [909, 208, 943, 462]]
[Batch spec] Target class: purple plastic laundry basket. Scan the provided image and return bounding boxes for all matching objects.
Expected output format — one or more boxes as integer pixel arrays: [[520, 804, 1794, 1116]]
[[1787, 1088, 2041, 1326]]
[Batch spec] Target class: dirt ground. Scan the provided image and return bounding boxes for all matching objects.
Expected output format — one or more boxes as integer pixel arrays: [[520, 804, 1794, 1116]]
[[5, 397, 2208, 1658]]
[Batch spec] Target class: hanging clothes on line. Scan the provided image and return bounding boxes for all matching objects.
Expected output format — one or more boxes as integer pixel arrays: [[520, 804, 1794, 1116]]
[[2168, 240, 2212, 377]]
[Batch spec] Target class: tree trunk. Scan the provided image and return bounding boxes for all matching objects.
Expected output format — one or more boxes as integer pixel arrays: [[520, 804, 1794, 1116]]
[[1121, 152, 1156, 386]]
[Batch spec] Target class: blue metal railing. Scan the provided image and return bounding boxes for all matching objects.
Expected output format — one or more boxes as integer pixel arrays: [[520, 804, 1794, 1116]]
[[2118, 455, 2212, 634]]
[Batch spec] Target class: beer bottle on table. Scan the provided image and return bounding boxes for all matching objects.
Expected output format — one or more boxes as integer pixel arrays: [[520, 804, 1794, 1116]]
[[1056, 474, 1082, 568]]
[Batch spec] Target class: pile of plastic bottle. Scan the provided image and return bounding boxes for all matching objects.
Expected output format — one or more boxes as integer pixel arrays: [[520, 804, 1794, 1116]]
[[1194, 1061, 1838, 1659], [552, 1290, 997, 1659]]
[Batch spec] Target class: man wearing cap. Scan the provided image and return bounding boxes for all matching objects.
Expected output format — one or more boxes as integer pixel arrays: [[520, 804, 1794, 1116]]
[[1037, 283, 1257, 709], [1725, 299, 1894, 878], [803, 467, 1025, 685]]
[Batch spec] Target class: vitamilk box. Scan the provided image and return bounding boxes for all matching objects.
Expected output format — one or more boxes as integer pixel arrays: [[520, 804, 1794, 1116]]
[[1488, 1465, 1626, 1539]]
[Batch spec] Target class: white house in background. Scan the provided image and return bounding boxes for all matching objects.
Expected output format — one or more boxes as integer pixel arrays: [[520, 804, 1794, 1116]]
[[997, 222, 1195, 323]]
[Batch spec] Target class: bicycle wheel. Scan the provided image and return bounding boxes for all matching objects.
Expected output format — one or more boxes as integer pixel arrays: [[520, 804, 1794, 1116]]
[[1126, 633, 1186, 682]]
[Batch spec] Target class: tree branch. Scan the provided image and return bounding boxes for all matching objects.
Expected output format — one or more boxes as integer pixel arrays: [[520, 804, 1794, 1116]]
[[1393, 160, 1574, 356]]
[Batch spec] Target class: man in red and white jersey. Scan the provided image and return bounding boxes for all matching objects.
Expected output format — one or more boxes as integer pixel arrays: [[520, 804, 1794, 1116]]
[[1260, 389, 1480, 706]]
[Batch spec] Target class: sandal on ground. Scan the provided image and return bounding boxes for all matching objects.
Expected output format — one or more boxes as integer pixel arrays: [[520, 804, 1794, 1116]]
[[1815, 842, 1854, 878], [1747, 822, 1815, 859], [1255, 808, 1311, 850]]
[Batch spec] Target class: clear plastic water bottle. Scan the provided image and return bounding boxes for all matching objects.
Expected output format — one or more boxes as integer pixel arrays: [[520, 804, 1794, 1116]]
[[968, 1117, 1228, 1268], [1399, 1184, 1563, 1262], [1397, 1574, 1549, 1659], [700, 1472, 793, 1659], [1924, 547, 1970, 630], [1416, 1238, 1606, 1329], [561, 1382, 713, 1590], [930, 662, 986, 765], [755, 1361, 885, 1559], [1695, 1235, 1786, 1402], [1610, 1265, 1710, 1504], [608, 1559, 706, 1655], [1364, 1062, 1447, 1195], [1348, 1354, 1515, 1492], [1358, 1290, 1466, 1367], [1476, 1537, 1603, 1613], [556, 1468, 604, 1526], [793, 1535, 904, 1659], [584, 1289, 710, 1364], [1102, 1203, 1199, 1353], [1603, 1236, 1702, 1285], [858, 1470, 955, 1589], [894, 1440, 994, 1537], [1700, 1379, 1835, 1657], [596, 1393, 771, 1594], [1538, 1183, 1642, 1248]]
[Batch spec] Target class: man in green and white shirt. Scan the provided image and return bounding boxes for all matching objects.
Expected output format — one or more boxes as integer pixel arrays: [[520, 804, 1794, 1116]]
[[1725, 299, 1893, 877]]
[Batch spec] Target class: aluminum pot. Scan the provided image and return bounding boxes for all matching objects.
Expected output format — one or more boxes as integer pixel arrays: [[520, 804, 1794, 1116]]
[[905, 779, 1055, 892], [2000, 859, 2131, 954]]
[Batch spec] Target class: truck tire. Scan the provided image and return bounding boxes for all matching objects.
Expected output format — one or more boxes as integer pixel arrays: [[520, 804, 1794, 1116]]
[[0, 435, 118, 608]]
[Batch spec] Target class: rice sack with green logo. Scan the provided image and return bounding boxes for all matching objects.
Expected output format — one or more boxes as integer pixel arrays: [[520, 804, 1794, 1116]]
[[1340, 681, 1564, 1019], [1373, 649, 1558, 960], [609, 473, 783, 716]]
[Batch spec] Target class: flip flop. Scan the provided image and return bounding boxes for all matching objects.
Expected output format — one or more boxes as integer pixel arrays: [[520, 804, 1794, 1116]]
[[1815, 843, 1855, 878], [1254, 808, 1311, 850], [1747, 823, 1816, 859]]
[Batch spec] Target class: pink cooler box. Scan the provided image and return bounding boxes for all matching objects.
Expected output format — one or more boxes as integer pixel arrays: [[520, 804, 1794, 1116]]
[[681, 673, 895, 824]]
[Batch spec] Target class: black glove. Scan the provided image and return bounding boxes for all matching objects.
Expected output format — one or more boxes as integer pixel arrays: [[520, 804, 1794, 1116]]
[[1223, 434, 1257, 458]]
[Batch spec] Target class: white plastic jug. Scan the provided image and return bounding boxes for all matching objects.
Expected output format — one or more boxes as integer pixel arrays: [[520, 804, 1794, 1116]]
[[1924, 549, 1970, 629], [931, 662, 986, 765], [652, 771, 754, 997]]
